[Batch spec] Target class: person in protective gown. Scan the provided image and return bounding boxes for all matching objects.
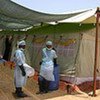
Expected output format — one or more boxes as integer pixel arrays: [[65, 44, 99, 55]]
[[13, 40, 27, 97], [37, 41, 57, 94]]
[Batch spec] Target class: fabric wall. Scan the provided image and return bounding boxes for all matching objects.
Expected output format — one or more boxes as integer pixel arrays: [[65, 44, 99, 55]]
[[23, 33, 80, 73], [76, 34, 95, 77], [76, 32, 100, 77], [9, 33, 80, 74], [0, 35, 5, 55], [0, 28, 100, 85]]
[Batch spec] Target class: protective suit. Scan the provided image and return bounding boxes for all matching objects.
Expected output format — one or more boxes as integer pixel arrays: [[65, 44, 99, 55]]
[[13, 40, 35, 97], [40, 48, 57, 81], [40, 41, 57, 81], [14, 48, 27, 87], [38, 41, 58, 93]]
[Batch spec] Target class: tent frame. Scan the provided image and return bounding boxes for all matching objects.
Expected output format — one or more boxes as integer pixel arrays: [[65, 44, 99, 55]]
[[93, 7, 100, 96]]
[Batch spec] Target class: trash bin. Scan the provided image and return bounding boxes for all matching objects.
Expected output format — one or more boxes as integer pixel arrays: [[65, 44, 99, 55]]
[[49, 64, 59, 91]]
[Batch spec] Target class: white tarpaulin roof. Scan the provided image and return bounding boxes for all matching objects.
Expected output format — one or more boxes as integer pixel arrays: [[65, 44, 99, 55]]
[[58, 8, 100, 23], [0, 0, 92, 29]]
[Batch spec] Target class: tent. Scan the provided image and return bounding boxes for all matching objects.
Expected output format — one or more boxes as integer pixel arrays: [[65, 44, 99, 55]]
[[0, 0, 88, 30], [58, 8, 97, 23], [0, 0, 100, 94]]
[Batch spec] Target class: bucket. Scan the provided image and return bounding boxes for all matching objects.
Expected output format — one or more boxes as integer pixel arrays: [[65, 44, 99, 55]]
[[49, 64, 59, 91]]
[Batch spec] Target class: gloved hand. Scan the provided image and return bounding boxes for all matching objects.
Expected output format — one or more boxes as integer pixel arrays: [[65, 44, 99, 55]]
[[53, 58, 57, 66], [39, 61, 42, 65], [19, 65, 26, 76], [22, 70, 26, 76]]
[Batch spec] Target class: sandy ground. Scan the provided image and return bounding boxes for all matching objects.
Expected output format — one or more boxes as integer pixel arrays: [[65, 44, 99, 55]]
[[0, 63, 100, 100]]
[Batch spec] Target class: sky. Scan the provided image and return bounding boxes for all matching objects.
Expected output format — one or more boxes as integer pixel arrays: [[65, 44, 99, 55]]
[[11, 0, 100, 14]]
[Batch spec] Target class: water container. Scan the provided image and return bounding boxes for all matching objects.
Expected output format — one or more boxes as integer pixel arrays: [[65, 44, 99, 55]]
[[49, 64, 59, 91]]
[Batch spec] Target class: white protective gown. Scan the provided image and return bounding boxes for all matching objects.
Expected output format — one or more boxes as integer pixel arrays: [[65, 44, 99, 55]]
[[14, 49, 27, 87], [40, 48, 57, 81]]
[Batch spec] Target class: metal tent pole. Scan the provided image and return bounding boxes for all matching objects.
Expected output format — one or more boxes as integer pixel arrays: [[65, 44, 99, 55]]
[[93, 7, 100, 96]]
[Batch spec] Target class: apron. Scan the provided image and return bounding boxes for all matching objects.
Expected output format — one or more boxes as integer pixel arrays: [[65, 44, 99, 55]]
[[40, 60, 54, 81], [40, 48, 54, 81]]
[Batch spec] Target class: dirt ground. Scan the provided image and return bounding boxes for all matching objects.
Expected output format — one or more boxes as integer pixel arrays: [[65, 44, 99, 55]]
[[0, 63, 100, 100]]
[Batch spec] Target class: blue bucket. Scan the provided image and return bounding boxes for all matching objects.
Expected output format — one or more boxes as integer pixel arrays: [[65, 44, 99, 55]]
[[49, 64, 59, 91]]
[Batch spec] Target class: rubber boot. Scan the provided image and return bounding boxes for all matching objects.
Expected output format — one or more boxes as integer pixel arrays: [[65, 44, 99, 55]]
[[16, 87, 27, 97], [44, 80, 50, 93], [15, 87, 19, 94], [36, 77, 44, 94]]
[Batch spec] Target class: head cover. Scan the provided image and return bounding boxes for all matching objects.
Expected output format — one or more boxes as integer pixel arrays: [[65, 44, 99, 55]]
[[46, 41, 53, 50], [18, 40, 26, 46], [46, 41, 52, 46]]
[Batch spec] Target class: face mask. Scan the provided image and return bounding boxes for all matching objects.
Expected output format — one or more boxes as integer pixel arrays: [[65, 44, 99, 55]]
[[46, 47, 52, 50], [20, 48, 25, 51]]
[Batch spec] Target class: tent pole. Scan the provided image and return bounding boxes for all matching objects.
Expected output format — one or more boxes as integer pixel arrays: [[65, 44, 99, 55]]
[[93, 7, 100, 97]]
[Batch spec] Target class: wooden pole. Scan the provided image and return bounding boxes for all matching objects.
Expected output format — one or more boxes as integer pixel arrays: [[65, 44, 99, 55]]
[[93, 7, 100, 96]]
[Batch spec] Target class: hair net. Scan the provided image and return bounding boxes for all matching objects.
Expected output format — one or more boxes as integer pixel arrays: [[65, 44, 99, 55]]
[[46, 41, 52, 46], [18, 40, 26, 46]]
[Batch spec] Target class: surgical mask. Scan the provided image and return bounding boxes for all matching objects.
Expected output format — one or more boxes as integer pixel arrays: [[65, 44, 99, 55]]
[[46, 47, 52, 50], [20, 48, 25, 51]]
